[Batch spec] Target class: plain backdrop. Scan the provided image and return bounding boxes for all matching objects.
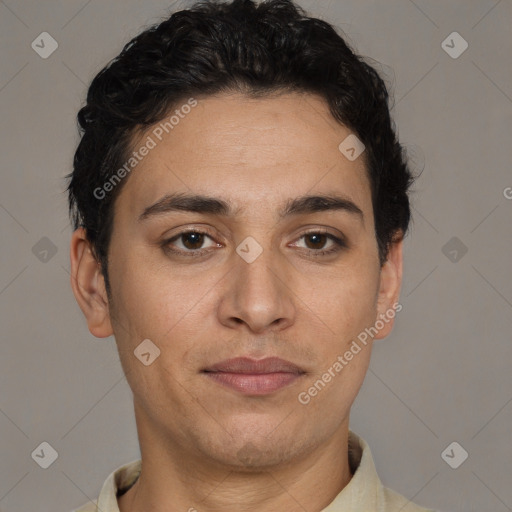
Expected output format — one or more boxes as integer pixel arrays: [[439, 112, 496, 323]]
[[0, 1, 511, 511]]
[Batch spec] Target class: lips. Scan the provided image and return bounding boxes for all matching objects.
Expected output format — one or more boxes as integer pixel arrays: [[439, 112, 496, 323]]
[[205, 357, 303, 374], [202, 357, 305, 395]]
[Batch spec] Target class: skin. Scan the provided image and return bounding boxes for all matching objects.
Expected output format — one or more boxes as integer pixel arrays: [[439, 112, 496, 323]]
[[70, 92, 403, 512]]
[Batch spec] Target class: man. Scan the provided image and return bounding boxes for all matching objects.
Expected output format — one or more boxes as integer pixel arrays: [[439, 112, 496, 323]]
[[67, 0, 434, 510]]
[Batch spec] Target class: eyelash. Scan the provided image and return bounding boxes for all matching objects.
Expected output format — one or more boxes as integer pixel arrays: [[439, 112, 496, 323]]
[[161, 228, 346, 258]]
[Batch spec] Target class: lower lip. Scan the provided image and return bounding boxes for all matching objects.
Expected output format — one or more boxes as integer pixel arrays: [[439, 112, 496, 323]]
[[205, 372, 302, 395]]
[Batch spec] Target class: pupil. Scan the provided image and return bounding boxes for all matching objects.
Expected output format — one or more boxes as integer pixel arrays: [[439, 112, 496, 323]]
[[184, 233, 203, 249], [307, 234, 325, 249]]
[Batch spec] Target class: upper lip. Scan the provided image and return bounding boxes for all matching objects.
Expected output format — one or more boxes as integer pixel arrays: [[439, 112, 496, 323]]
[[203, 357, 304, 374]]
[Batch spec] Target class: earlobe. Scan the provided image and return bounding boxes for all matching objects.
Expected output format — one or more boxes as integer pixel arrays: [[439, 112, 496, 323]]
[[69, 228, 113, 338], [374, 236, 404, 340]]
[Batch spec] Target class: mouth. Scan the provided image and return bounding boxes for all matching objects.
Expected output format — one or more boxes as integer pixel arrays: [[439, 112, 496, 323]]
[[202, 357, 306, 395]]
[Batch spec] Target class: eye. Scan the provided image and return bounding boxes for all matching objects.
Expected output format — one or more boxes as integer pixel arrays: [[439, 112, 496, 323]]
[[291, 231, 346, 256], [163, 230, 220, 256]]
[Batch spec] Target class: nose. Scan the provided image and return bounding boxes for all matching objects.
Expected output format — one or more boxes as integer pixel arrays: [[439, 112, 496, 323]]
[[217, 246, 296, 334]]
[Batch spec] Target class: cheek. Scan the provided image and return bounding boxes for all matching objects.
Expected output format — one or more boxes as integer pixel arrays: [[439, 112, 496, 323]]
[[297, 271, 378, 414], [109, 251, 220, 365], [308, 260, 380, 343], [108, 261, 204, 413]]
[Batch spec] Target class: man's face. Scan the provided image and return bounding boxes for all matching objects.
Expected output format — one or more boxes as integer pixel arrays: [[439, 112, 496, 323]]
[[93, 92, 400, 469]]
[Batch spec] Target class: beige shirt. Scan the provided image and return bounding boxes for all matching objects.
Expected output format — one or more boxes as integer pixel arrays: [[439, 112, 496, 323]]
[[73, 431, 435, 512]]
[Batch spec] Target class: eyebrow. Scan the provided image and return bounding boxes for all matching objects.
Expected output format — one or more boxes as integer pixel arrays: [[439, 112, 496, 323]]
[[138, 192, 364, 222]]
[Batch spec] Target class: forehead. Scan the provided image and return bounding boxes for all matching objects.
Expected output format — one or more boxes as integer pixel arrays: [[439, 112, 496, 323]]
[[116, 92, 372, 220]]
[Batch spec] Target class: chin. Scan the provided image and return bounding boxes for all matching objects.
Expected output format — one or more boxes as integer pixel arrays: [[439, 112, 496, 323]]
[[195, 426, 316, 472], [210, 442, 299, 472]]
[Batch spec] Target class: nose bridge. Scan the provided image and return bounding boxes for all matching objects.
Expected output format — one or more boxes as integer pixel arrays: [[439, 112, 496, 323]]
[[236, 237, 283, 306], [220, 235, 295, 332], [238, 248, 280, 298]]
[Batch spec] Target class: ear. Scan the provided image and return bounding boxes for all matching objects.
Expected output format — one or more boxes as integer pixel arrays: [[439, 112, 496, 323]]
[[69, 227, 113, 338], [373, 235, 403, 340]]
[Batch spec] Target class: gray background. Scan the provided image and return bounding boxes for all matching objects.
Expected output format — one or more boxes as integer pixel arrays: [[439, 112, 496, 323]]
[[1, 0, 511, 511]]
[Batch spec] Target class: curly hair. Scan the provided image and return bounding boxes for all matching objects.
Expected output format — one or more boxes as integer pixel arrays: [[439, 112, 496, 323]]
[[67, 0, 414, 296]]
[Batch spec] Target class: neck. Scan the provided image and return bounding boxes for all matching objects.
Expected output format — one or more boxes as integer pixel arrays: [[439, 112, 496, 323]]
[[119, 407, 353, 512]]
